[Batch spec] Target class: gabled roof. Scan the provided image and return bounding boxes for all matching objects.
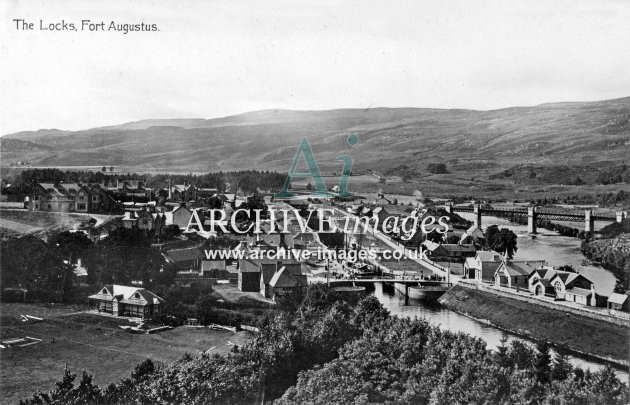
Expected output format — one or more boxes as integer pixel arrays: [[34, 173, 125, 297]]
[[239, 258, 261, 273], [505, 261, 547, 277], [527, 267, 558, 280], [532, 278, 552, 287], [173, 184, 195, 192], [172, 205, 192, 215], [88, 284, 164, 305], [465, 224, 485, 238], [608, 293, 628, 305], [261, 265, 277, 284], [549, 272, 582, 286], [482, 261, 503, 274], [165, 248, 204, 263], [475, 251, 503, 262], [269, 266, 307, 288]]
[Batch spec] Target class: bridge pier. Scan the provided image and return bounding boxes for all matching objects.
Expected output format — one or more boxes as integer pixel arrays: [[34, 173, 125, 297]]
[[473, 203, 482, 228], [394, 282, 408, 296], [527, 206, 538, 234], [585, 210, 594, 233], [617, 211, 628, 223], [445, 202, 453, 214]]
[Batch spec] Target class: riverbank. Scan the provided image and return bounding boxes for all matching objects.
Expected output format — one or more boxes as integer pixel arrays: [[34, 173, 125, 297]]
[[439, 284, 629, 367]]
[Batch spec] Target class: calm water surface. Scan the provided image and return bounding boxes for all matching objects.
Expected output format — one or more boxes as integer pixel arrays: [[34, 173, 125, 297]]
[[372, 283, 629, 381]]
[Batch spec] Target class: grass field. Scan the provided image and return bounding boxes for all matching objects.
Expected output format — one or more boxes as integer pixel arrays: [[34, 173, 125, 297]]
[[0, 303, 254, 404], [0, 210, 116, 240], [440, 285, 629, 364]]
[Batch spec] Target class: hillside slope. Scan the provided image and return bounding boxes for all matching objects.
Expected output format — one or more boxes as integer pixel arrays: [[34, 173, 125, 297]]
[[1, 97, 628, 174]]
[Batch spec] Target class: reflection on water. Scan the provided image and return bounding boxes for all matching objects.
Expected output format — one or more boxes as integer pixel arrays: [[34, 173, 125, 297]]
[[373, 283, 629, 380]]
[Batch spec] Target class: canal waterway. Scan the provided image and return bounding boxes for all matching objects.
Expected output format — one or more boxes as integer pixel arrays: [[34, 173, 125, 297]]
[[372, 283, 629, 381]]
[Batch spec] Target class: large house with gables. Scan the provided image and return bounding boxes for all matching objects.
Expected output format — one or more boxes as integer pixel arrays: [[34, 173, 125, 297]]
[[464, 250, 504, 281], [29, 183, 115, 213], [494, 260, 548, 290], [88, 285, 164, 319], [549, 272, 596, 306]]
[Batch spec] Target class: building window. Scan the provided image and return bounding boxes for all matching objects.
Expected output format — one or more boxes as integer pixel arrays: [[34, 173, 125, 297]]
[[78, 204, 87, 210], [92, 195, 98, 201]]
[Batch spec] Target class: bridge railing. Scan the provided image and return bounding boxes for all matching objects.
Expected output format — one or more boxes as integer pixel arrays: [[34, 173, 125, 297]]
[[452, 206, 616, 221]]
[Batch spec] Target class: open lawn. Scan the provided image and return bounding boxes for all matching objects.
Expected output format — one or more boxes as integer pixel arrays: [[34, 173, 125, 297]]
[[0, 303, 254, 404], [0, 210, 115, 239], [210, 283, 274, 306]]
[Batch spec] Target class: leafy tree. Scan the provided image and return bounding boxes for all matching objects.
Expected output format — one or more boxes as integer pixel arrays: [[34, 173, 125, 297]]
[[534, 340, 552, 384], [50, 231, 92, 262], [486, 225, 518, 259], [551, 351, 573, 381], [18, 285, 630, 405], [131, 359, 155, 382]]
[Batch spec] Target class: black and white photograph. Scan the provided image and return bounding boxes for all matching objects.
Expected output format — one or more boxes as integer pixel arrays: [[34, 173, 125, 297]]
[[0, 1, 629, 404]]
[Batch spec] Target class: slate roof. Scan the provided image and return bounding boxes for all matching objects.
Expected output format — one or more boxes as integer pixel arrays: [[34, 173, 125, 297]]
[[165, 248, 204, 263], [482, 261, 503, 274], [476, 251, 503, 262], [608, 293, 628, 305], [261, 265, 277, 284], [505, 261, 547, 277], [533, 278, 552, 287], [239, 258, 261, 273], [551, 272, 580, 286], [269, 266, 307, 288], [89, 285, 164, 305]]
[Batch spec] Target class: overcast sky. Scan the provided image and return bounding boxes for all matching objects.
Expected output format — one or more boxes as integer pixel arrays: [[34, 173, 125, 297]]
[[1, 0, 629, 135]]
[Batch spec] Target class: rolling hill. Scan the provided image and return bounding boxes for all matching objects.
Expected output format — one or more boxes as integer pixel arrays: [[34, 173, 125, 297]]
[[1, 97, 628, 176]]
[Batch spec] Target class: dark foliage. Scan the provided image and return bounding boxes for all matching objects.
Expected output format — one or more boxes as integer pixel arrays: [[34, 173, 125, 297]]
[[19, 285, 628, 405]]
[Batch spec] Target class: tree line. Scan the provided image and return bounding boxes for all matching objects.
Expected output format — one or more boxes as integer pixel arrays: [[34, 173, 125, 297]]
[[2, 168, 288, 196], [18, 285, 628, 404]]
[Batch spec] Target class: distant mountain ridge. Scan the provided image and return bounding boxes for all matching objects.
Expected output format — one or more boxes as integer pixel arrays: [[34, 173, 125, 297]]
[[1, 97, 628, 174]]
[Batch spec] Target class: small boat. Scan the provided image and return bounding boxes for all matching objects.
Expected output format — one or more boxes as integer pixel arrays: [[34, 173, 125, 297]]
[[350, 262, 378, 277], [332, 286, 366, 294], [407, 284, 449, 301], [307, 259, 327, 267]]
